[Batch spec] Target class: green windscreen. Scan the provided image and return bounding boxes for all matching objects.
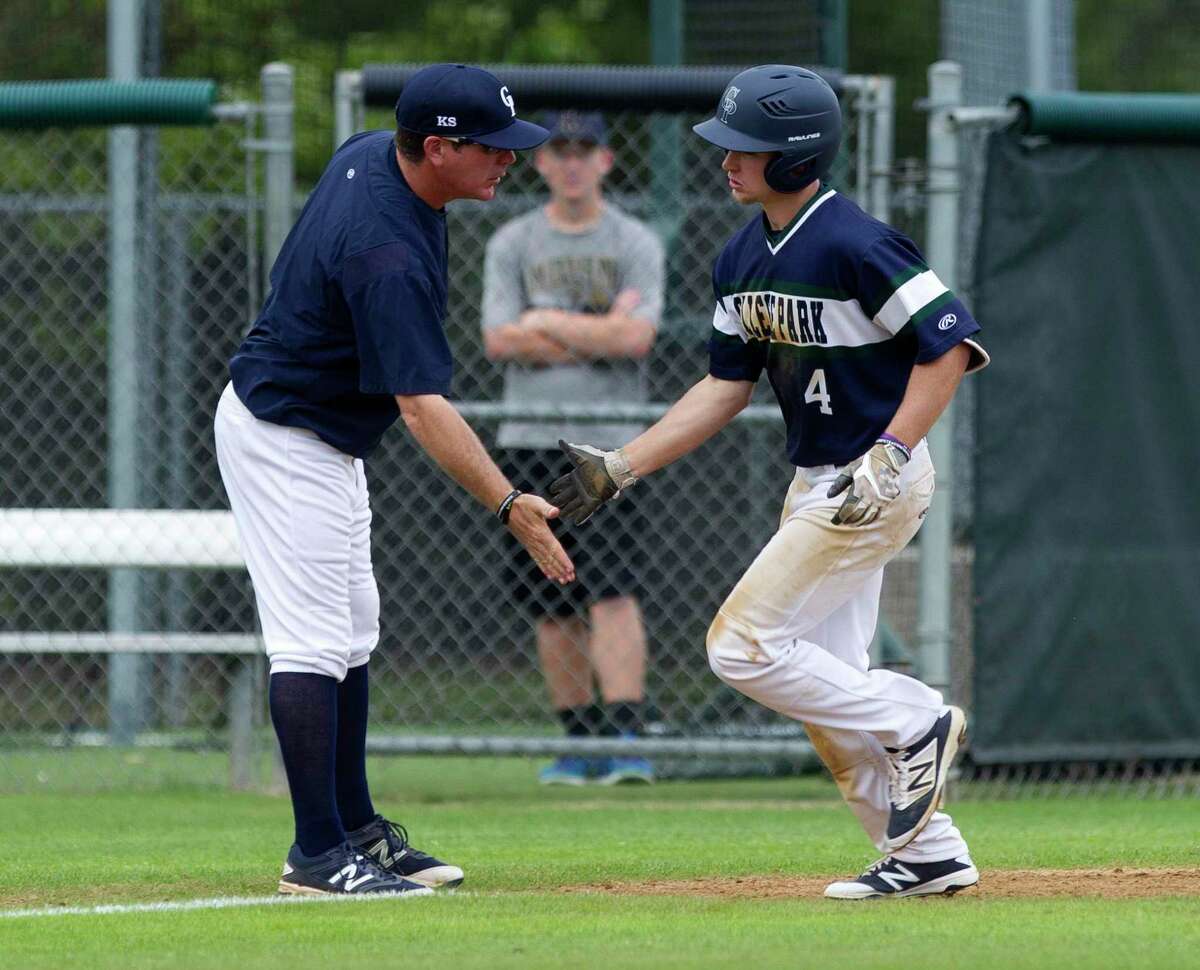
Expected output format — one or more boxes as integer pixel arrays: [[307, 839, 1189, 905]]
[[971, 129, 1200, 762]]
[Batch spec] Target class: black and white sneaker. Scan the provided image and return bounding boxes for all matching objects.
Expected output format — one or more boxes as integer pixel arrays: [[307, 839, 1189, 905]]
[[278, 842, 433, 897], [347, 815, 464, 889], [824, 855, 979, 900], [884, 706, 966, 852]]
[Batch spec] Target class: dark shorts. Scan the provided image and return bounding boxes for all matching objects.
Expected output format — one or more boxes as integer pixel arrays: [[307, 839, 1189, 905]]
[[501, 448, 647, 618]]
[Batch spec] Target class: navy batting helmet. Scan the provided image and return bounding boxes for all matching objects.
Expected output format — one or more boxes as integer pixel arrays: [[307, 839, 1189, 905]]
[[693, 65, 842, 193]]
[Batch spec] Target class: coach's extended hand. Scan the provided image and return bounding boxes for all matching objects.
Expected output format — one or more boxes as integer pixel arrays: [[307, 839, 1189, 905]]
[[550, 440, 628, 525], [827, 437, 910, 526]]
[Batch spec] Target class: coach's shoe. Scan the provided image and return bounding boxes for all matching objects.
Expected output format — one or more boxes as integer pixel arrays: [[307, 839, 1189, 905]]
[[594, 756, 655, 785], [347, 815, 465, 889], [278, 842, 433, 897], [884, 706, 966, 852], [824, 855, 979, 900], [538, 756, 592, 786]]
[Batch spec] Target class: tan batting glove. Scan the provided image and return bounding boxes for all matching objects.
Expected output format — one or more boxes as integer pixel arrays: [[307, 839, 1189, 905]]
[[827, 437, 910, 527]]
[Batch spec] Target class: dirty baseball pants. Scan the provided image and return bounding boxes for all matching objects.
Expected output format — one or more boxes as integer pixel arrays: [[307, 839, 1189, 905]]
[[705, 441, 969, 862]]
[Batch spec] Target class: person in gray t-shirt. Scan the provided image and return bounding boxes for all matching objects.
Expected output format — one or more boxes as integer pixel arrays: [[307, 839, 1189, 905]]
[[482, 111, 665, 786]]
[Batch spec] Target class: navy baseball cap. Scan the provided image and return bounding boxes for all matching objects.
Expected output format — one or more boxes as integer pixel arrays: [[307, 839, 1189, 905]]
[[395, 64, 549, 151], [543, 110, 607, 146]]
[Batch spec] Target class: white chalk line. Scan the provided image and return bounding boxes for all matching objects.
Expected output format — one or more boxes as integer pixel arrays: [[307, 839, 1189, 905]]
[[1, 889, 467, 920]]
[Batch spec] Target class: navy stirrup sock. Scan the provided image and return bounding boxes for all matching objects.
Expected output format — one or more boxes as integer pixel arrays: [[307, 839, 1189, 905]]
[[269, 672, 345, 856], [335, 663, 377, 832]]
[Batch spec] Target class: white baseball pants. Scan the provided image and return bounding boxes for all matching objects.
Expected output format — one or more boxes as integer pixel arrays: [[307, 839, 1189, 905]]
[[214, 383, 380, 681], [706, 441, 969, 862]]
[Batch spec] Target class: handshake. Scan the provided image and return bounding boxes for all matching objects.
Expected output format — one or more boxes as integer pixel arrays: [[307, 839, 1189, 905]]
[[551, 435, 912, 529], [549, 439, 638, 525]]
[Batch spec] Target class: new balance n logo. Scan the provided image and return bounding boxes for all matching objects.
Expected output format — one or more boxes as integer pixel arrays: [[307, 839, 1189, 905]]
[[877, 863, 921, 892]]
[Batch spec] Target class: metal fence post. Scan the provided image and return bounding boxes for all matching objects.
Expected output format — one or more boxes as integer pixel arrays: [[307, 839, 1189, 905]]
[[868, 75, 894, 224], [260, 63, 294, 278], [917, 61, 962, 699], [107, 0, 146, 746], [334, 70, 362, 151]]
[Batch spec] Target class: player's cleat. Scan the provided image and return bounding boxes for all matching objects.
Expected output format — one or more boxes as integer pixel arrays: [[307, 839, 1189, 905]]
[[278, 842, 433, 897], [884, 706, 966, 852], [538, 756, 593, 786], [824, 855, 979, 900], [594, 756, 655, 785], [346, 815, 464, 889]]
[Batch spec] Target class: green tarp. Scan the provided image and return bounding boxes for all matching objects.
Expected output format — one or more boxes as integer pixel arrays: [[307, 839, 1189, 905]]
[[971, 129, 1200, 762]]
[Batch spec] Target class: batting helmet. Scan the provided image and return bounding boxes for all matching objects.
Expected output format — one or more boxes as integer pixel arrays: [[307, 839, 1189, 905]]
[[693, 65, 842, 193]]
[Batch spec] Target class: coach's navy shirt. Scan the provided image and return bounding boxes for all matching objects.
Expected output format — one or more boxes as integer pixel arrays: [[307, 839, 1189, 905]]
[[230, 131, 452, 458]]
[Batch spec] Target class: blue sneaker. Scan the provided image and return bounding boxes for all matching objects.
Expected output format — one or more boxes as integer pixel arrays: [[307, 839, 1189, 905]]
[[538, 756, 591, 786], [595, 756, 655, 785]]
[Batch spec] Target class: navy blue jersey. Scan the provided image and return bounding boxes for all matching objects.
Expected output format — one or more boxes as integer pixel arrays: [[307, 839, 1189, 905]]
[[230, 131, 452, 458], [708, 189, 988, 468]]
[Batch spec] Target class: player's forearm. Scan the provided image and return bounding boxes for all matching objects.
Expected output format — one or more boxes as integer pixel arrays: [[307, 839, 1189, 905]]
[[885, 343, 970, 447], [538, 311, 656, 359], [623, 375, 754, 477], [396, 394, 513, 511], [483, 325, 575, 364]]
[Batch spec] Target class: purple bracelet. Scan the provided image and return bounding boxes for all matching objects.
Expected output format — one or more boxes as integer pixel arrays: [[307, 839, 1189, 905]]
[[878, 433, 911, 460]]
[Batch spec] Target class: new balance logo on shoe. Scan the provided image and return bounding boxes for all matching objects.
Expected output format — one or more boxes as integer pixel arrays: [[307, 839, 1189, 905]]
[[365, 838, 408, 869], [328, 863, 375, 891], [876, 862, 921, 892]]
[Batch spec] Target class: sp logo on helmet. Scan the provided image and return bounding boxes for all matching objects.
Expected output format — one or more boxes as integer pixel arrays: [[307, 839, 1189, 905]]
[[720, 86, 740, 124], [937, 313, 957, 331]]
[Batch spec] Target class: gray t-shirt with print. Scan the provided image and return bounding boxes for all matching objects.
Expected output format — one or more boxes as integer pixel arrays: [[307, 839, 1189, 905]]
[[481, 204, 665, 449]]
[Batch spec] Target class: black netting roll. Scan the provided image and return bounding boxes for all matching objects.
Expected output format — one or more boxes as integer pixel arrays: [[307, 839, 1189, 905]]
[[361, 63, 843, 112]]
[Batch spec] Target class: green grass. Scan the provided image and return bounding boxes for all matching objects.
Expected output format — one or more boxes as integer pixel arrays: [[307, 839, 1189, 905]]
[[2, 757, 1198, 969]]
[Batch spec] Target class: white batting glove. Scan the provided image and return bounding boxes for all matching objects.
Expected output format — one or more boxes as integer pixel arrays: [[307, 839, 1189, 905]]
[[827, 437, 911, 527]]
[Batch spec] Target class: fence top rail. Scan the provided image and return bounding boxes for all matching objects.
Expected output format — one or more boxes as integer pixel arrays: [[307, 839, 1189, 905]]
[[0, 79, 219, 130], [360, 63, 844, 111], [0, 509, 243, 569], [1011, 91, 1200, 143]]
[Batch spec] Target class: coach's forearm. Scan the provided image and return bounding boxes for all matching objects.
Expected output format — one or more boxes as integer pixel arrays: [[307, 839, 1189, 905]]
[[885, 343, 970, 447], [397, 394, 513, 511], [622, 375, 754, 477]]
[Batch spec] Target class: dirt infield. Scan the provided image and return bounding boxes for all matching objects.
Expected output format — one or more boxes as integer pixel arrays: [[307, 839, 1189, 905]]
[[566, 868, 1200, 900]]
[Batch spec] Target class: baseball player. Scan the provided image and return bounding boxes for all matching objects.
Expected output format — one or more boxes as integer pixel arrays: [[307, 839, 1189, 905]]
[[551, 65, 989, 899], [481, 111, 664, 786], [215, 64, 571, 897]]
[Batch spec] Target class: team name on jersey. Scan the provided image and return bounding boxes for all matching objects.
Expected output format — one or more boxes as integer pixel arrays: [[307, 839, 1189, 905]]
[[730, 291, 828, 347]]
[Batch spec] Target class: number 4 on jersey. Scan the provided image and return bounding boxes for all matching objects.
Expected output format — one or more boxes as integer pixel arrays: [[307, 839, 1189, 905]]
[[805, 368, 833, 415]]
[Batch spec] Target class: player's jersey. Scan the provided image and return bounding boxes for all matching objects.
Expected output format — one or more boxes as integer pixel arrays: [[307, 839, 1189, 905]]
[[231, 131, 452, 459], [708, 189, 987, 468]]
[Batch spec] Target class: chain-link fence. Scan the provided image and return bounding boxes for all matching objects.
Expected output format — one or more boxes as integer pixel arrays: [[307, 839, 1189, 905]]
[[0, 76, 282, 792], [1, 64, 913, 791]]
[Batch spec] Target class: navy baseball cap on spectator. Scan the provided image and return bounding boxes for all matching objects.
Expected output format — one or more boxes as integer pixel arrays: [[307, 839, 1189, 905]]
[[395, 64, 549, 151], [543, 111, 608, 146]]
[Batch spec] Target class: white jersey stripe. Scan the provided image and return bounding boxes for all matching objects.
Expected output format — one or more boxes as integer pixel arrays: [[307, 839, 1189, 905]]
[[713, 291, 890, 350], [875, 270, 948, 334]]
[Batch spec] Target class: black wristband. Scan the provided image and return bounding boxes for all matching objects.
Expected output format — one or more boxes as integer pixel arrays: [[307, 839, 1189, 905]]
[[496, 489, 522, 525]]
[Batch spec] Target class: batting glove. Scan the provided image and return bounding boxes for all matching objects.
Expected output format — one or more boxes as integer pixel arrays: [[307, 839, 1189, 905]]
[[549, 439, 637, 525], [827, 437, 910, 527]]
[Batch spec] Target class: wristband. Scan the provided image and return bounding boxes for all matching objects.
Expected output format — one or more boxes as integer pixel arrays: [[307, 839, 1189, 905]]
[[496, 489, 522, 525], [877, 433, 911, 460], [603, 447, 638, 490]]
